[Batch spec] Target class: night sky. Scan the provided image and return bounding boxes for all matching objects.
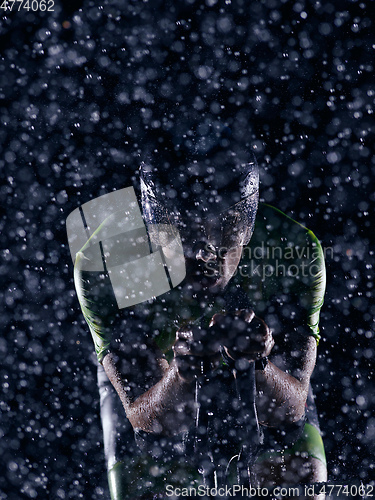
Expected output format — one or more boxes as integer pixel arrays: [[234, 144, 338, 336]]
[[1, 0, 374, 498]]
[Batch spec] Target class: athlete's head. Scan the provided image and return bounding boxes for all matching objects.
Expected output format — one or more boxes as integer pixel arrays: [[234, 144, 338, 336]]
[[140, 144, 259, 290]]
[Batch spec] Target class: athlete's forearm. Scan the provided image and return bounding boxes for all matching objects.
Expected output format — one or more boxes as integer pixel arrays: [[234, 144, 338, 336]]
[[255, 333, 317, 425], [103, 353, 195, 435], [255, 360, 309, 425]]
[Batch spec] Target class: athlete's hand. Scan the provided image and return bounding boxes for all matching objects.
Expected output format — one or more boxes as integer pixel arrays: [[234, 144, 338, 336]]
[[173, 310, 273, 380], [173, 325, 222, 381], [210, 310, 274, 362]]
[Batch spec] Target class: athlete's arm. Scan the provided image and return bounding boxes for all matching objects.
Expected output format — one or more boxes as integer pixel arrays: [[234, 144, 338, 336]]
[[246, 204, 326, 426], [73, 231, 197, 436], [207, 311, 316, 426], [211, 309, 316, 426], [254, 331, 317, 425], [101, 345, 196, 436]]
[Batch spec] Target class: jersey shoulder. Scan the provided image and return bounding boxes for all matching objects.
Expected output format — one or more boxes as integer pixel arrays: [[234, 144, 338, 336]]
[[252, 203, 322, 250], [242, 203, 326, 343]]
